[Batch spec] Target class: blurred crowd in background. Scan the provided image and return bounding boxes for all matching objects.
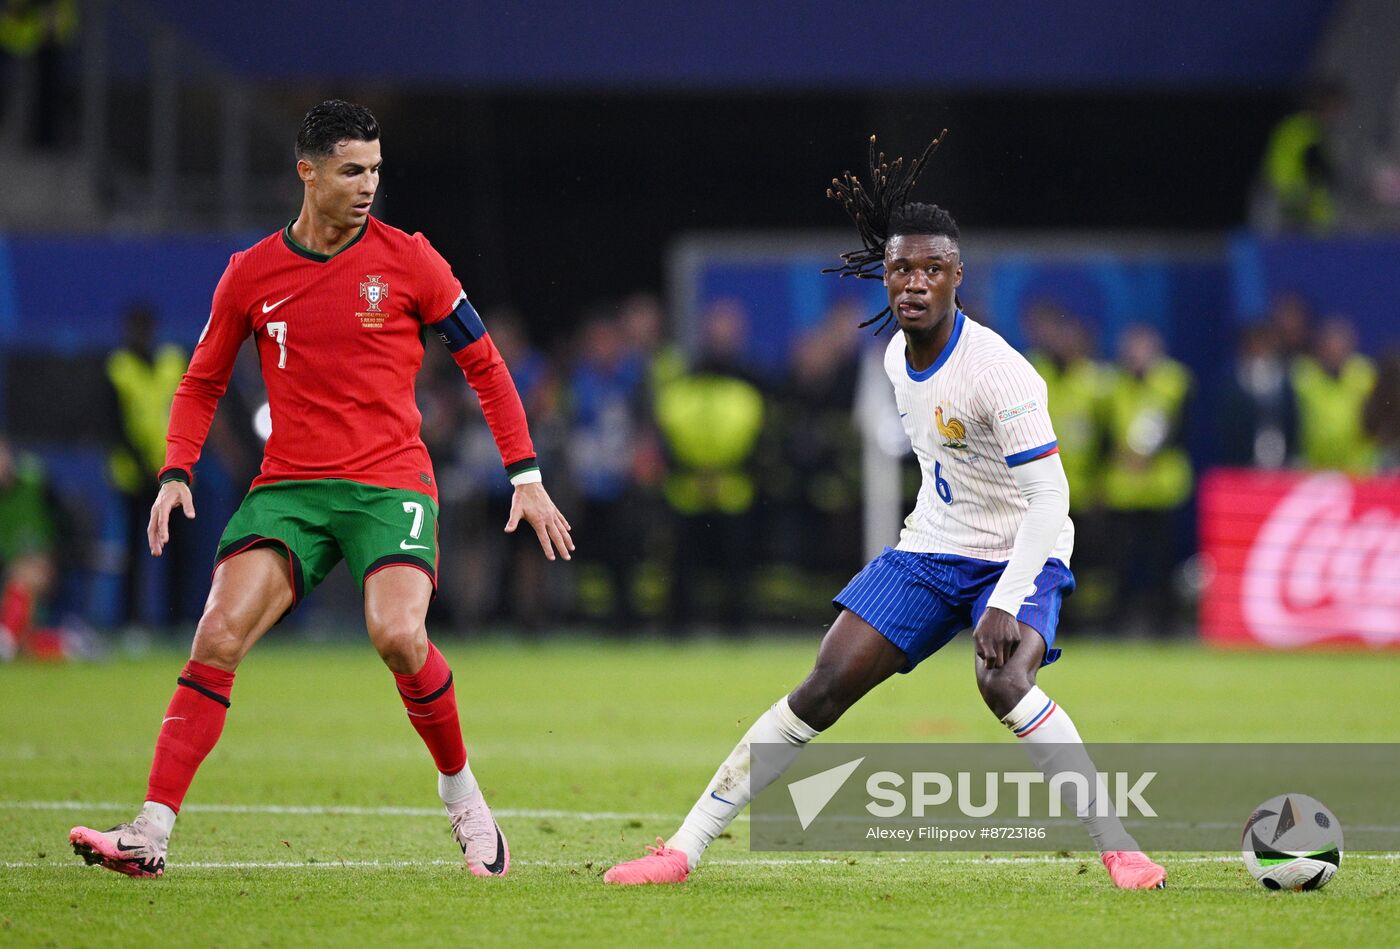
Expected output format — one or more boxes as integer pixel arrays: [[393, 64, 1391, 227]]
[[3, 0, 1400, 658], [2, 282, 1395, 659]]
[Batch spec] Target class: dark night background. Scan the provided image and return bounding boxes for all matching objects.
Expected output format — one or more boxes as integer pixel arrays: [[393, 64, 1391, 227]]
[[377, 90, 1291, 322]]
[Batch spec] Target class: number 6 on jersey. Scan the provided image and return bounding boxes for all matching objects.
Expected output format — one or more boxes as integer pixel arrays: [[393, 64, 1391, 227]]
[[935, 461, 953, 505]]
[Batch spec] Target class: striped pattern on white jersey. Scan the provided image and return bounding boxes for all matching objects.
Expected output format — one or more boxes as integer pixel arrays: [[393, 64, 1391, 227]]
[[885, 310, 1074, 564]]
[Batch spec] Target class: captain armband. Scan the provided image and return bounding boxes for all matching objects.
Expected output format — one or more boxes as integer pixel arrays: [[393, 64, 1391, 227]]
[[432, 292, 487, 353]]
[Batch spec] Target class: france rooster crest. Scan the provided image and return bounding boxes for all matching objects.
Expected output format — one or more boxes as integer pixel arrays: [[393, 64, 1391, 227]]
[[935, 405, 968, 450]]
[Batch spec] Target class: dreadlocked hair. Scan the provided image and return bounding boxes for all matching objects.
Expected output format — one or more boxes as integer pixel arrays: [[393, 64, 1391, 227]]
[[888, 202, 959, 243], [824, 130, 958, 333]]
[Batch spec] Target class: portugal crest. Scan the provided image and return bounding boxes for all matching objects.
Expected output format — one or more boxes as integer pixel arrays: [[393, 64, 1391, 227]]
[[359, 275, 389, 312]]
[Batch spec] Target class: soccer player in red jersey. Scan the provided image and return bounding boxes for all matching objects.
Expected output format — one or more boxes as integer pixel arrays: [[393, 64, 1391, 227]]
[[69, 100, 571, 879]]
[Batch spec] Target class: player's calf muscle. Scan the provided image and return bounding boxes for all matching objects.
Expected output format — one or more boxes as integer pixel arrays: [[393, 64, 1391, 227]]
[[788, 669, 856, 731], [789, 613, 903, 729], [789, 657, 889, 730]]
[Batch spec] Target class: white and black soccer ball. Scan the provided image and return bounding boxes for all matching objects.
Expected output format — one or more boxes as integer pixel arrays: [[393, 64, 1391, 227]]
[[1241, 793, 1343, 891]]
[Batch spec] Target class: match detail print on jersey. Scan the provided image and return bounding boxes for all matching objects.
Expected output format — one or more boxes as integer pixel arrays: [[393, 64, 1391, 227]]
[[357, 275, 390, 329]]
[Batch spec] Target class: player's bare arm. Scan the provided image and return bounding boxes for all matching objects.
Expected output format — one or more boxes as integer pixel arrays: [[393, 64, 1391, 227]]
[[505, 481, 573, 561], [147, 480, 195, 556]]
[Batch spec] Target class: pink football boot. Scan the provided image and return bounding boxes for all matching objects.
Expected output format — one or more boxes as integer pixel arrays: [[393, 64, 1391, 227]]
[[1102, 850, 1167, 889], [70, 818, 167, 878], [448, 789, 510, 877], [603, 837, 691, 885]]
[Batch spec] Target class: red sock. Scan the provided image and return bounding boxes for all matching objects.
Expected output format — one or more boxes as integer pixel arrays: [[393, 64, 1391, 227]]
[[1, 582, 33, 642], [393, 642, 467, 775], [145, 660, 235, 812]]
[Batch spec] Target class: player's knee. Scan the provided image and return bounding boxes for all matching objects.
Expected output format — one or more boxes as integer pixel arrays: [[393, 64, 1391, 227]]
[[975, 666, 1033, 719], [790, 664, 855, 731], [369, 619, 427, 672], [191, 608, 251, 670]]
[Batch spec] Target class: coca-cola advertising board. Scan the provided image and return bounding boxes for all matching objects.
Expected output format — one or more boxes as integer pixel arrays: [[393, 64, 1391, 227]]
[[1200, 469, 1400, 648]]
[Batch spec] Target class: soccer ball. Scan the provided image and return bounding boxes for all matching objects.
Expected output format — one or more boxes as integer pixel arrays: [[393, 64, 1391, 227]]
[[1241, 793, 1343, 891]]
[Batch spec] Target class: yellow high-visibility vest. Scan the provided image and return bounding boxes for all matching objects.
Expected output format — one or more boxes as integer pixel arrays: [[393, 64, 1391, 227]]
[[1292, 355, 1377, 474], [654, 372, 765, 515], [0, 0, 78, 56], [1102, 359, 1193, 511], [106, 345, 186, 492], [1263, 112, 1335, 230]]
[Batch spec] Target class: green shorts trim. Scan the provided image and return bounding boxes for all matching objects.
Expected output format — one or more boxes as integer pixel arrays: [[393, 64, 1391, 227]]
[[214, 479, 439, 610]]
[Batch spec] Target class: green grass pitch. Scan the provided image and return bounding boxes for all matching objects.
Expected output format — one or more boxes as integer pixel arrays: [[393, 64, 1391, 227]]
[[3, 637, 1398, 947]]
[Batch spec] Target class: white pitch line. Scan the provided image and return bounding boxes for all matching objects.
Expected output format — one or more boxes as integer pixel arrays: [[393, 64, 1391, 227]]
[[0, 800, 707, 822], [5, 854, 1398, 871], [8, 801, 1400, 833]]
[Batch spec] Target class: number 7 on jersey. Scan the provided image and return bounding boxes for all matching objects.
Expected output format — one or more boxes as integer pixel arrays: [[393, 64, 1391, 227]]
[[267, 321, 288, 368]]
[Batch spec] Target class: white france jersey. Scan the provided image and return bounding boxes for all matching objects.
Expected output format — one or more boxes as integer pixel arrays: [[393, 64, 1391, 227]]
[[886, 310, 1074, 565]]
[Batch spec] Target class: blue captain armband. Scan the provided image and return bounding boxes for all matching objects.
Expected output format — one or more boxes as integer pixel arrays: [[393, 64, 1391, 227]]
[[433, 293, 487, 353]]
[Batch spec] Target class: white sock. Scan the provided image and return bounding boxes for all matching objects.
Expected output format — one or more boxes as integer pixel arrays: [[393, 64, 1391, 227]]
[[139, 801, 176, 841], [438, 761, 480, 806], [667, 696, 820, 869], [1000, 685, 1138, 853]]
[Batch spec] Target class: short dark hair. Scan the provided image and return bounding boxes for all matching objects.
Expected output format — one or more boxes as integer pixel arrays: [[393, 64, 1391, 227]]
[[295, 100, 380, 161], [888, 202, 959, 243]]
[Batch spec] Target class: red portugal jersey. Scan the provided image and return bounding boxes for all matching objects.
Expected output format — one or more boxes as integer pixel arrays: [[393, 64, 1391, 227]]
[[160, 216, 536, 500]]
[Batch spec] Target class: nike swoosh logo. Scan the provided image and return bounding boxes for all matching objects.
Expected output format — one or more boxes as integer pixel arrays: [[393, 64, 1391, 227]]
[[400, 541, 430, 551], [262, 294, 295, 313], [482, 825, 507, 875], [710, 791, 737, 806], [162, 717, 184, 725], [115, 839, 143, 852], [899, 412, 909, 418]]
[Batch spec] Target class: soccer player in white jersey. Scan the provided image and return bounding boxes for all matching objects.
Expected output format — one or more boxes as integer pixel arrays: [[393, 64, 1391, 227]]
[[605, 135, 1166, 889]]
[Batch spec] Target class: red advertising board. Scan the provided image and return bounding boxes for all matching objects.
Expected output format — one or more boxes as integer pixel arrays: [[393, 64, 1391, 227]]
[[1199, 469, 1400, 648]]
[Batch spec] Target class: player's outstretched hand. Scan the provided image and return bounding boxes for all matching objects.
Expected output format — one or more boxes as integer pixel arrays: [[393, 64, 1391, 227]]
[[973, 607, 1021, 669], [148, 481, 196, 557], [504, 482, 574, 561]]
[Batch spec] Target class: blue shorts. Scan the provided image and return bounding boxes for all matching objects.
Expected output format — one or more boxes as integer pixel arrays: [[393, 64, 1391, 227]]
[[833, 548, 1074, 673]]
